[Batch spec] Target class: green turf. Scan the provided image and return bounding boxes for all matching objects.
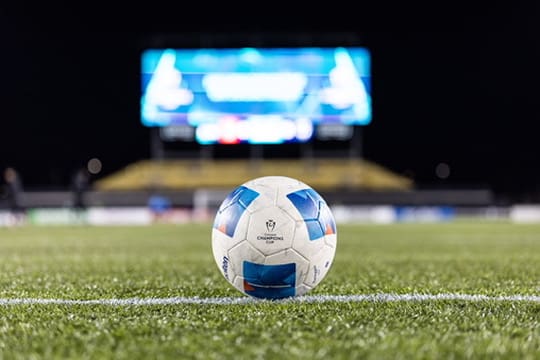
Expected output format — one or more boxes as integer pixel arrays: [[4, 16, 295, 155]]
[[0, 222, 538, 359]]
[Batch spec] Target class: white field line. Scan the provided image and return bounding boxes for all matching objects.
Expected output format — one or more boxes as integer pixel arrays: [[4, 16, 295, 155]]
[[0, 293, 539, 305]]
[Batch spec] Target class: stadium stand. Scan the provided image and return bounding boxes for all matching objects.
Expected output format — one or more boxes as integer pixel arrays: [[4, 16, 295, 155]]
[[93, 158, 413, 191]]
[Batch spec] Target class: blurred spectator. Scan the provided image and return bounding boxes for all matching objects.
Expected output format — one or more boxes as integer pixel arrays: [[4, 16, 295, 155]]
[[148, 194, 172, 222], [3, 167, 25, 225], [71, 167, 90, 220]]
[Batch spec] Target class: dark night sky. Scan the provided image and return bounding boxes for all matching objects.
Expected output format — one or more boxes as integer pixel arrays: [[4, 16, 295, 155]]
[[0, 5, 538, 200]]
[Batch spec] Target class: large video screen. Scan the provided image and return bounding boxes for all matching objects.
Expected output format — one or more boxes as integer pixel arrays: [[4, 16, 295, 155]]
[[141, 47, 371, 144]]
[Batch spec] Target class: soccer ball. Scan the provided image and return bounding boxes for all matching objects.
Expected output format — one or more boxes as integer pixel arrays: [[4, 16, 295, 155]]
[[211, 176, 337, 299]]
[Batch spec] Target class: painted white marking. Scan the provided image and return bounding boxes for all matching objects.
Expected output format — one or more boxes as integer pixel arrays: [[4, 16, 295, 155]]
[[0, 293, 538, 306]]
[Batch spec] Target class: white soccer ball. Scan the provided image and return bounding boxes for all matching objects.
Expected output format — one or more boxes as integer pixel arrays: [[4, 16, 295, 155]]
[[211, 175, 337, 299]]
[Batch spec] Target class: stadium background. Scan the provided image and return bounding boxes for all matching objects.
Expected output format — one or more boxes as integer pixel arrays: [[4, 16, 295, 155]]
[[0, 7, 538, 360], [0, 8, 539, 224]]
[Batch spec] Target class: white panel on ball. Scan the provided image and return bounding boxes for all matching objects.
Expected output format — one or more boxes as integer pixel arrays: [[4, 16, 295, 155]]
[[303, 244, 336, 288], [228, 240, 265, 279], [245, 207, 296, 255]]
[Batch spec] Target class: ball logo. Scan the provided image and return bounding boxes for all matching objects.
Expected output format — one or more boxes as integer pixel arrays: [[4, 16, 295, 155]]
[[221, 256, 230, 280], [266, 219, 276, 232], [257, 219, 283, 244], [311, 265, 320, 284]]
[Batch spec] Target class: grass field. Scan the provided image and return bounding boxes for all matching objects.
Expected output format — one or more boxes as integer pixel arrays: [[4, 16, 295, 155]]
[[0, 222, 538, 359]]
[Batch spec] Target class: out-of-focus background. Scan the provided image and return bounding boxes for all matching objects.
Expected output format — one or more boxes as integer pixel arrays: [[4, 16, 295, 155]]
[[1, 6, 539, 226]]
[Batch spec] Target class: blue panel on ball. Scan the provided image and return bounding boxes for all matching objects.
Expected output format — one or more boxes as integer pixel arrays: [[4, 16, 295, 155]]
[[243, 261, 296, 299], [287, 189, 336, 240], [305, 219, 325, 240], [319, 202, 337, 235], [213, 186, 259, 237], [287, 188, 320, 219]]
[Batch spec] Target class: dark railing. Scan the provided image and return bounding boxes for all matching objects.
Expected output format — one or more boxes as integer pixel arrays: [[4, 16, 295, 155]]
[[0, 188, 494, 209]]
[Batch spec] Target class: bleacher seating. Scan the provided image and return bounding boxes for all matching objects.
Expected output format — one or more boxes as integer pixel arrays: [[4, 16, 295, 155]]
[[93, 158, 413, 191]]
